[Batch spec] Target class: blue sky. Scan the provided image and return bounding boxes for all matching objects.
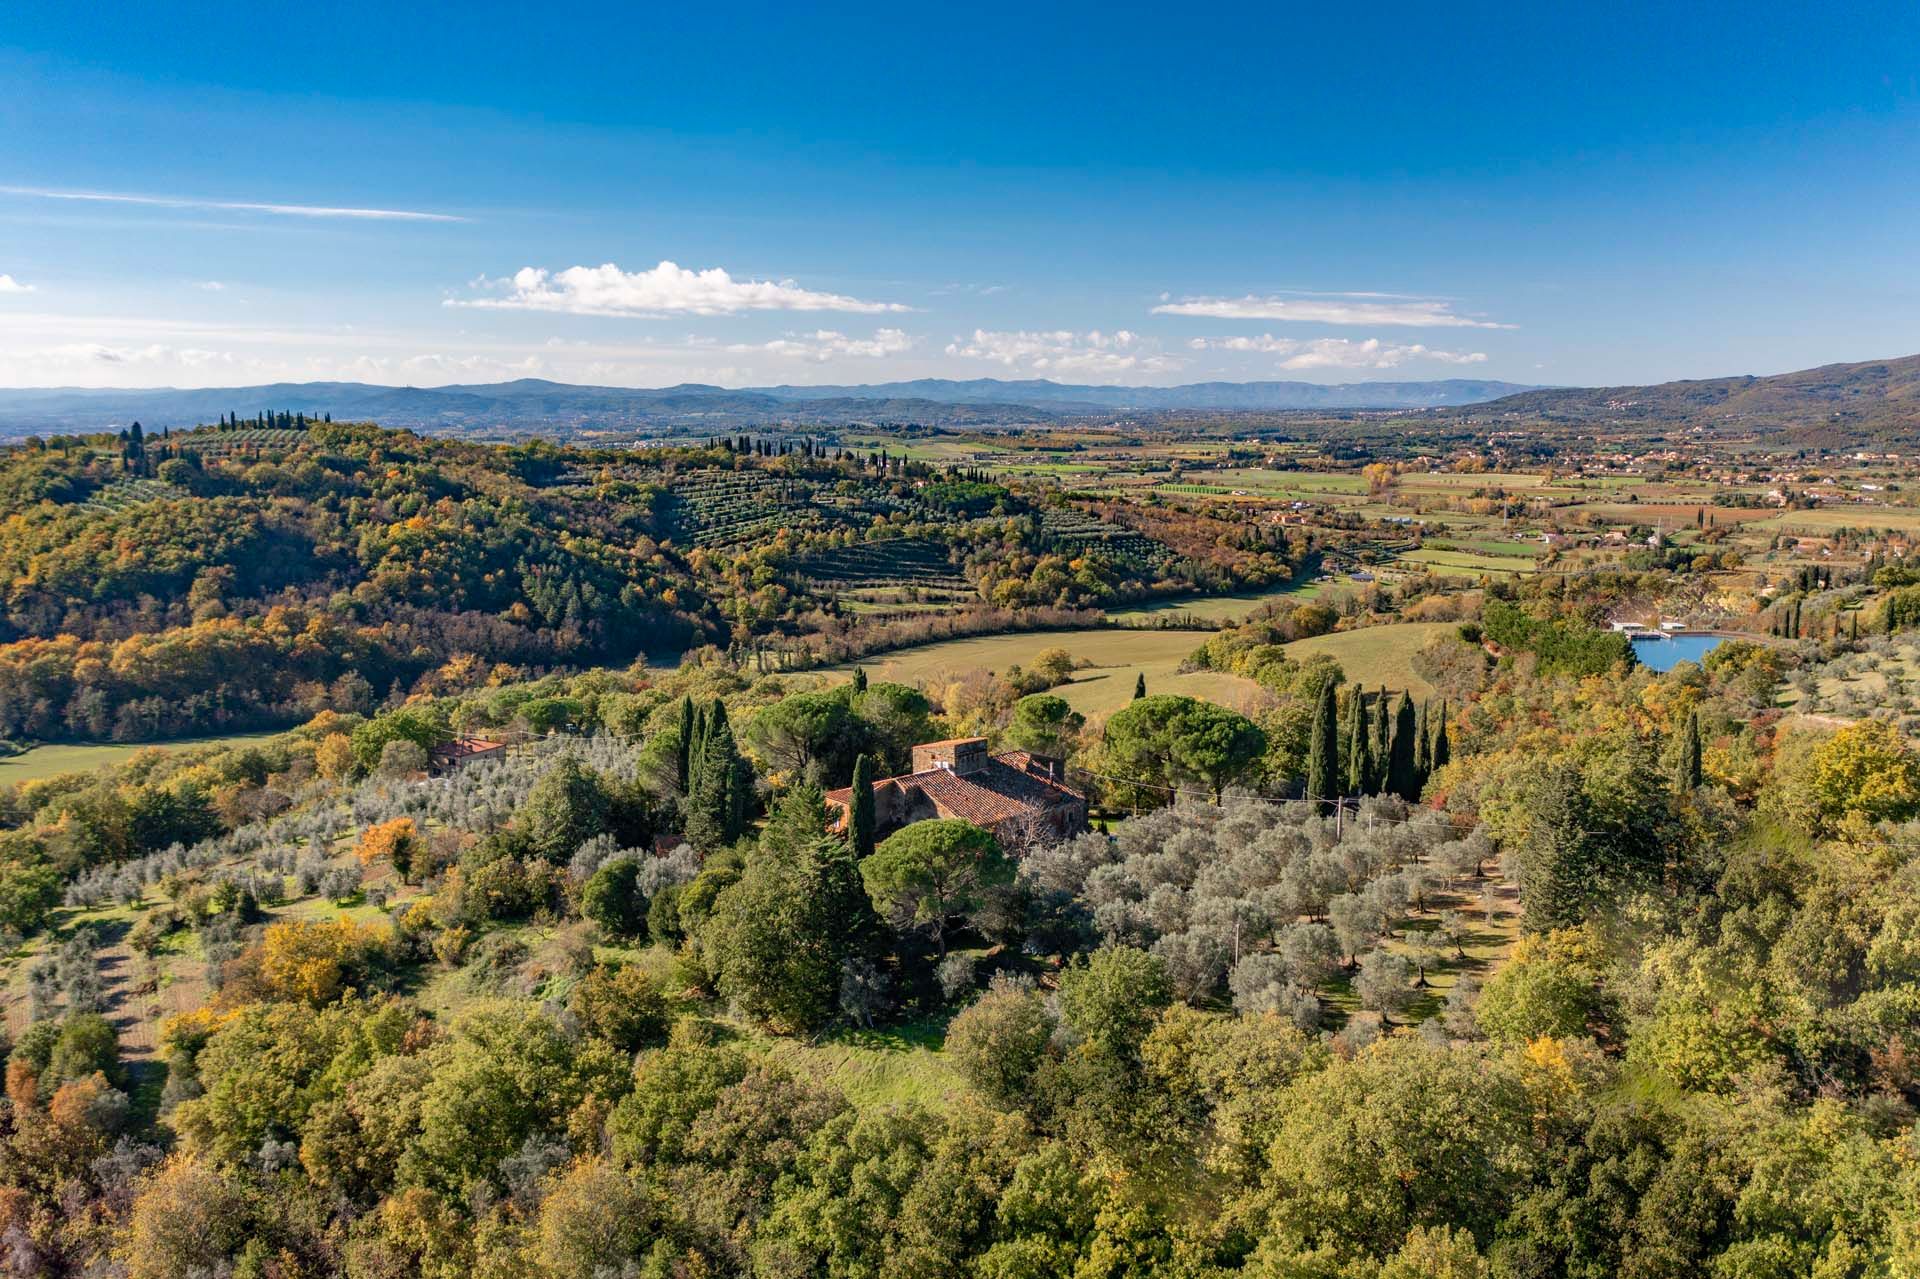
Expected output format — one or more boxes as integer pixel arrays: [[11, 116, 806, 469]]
[[2, 0, 1917, 389]]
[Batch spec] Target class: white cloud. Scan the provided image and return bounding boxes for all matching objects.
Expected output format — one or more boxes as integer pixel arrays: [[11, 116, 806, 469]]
[[337, 353, 547, 381], [736, 329, 916, 362], [453, 261, 910, 317], [0, 275, 34, 294], [1154, 292, 1510, 329], [0, 310, 934, 389], [0, 185, 464, 222], [1188, 334, 1488, 370], [944, 328, 1184, 376], [44, 342, 230, 368], [196, 280, 226, 292]]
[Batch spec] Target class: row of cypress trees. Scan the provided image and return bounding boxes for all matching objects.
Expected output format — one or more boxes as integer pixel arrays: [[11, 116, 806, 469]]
[[216, 410, 326, 430], [1307, 682, 1450, 809]]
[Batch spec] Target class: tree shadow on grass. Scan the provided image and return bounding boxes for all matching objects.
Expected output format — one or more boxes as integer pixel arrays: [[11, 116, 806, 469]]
[[829, 1017, 951, 1055]]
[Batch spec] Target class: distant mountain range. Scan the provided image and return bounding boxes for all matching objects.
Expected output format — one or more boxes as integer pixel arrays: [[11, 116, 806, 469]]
[[0, 376, 1539, 434], [752, 377, 1537, 411], [1, 356, 1915, 437]]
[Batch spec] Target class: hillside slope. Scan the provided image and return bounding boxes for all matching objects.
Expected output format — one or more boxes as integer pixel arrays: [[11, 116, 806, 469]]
[[1452, 353, 1920, 436]]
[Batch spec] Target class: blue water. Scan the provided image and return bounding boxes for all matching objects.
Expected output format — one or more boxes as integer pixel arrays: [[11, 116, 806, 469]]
[[1630, 632, 1725, 671]]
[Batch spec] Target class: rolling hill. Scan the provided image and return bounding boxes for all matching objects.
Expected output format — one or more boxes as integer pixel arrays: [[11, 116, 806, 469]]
[[8, 355, 1919, 439], [1447, 353, 1920, 437], [0, 375, 1537, 434]]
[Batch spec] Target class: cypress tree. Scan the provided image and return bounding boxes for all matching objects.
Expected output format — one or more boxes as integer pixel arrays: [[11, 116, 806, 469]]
[[686, 702, 747, 852], [1386, 693, 1419, 800], [1370, 688, 1391, 792], [1520, 763, 1597, 933], [674, 695, 696, 794], [687, 701, 711, 796], [1679, 708, 1703, 790], [852, 666, 868, 694], [1306, 680, 1339, 809], [1431, 703, 1451, 772], [1133, 672, 1147, 700], [1345, 690, 1369, 795], [1413, 699, 1430, 780], [848, 753, 877, 858]]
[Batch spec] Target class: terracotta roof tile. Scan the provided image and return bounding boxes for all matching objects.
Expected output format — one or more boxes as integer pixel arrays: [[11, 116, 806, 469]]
[[826, 750, 1081, 829]]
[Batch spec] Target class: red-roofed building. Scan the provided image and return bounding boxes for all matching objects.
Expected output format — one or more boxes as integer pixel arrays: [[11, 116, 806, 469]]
[[429, 736, 508, 773], [825, 736, 1087, 849]]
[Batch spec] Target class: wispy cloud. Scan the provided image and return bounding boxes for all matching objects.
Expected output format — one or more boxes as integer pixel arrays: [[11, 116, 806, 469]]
[[945, 329, 1183, 376], [453, 261, 911, 317], [0, 310, 923, 389], [0, 185, 465, 223], [1154, 292, 1510, 329], [930, 282, 1010, 297], [1189, 334, 1488, 369], [46, 342, 230, 367], [196, 280, 226, 292], [0, 275, 35, 294], [735, 329, 916, 362]]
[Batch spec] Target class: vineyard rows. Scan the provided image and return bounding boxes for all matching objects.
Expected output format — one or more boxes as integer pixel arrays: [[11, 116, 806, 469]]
[[82, 478, 188, 511], [663, 471, 810, 547], [792, 538, 972, 590], [1039, 508, 1176, 566], [662, 469, 967, 549], [175, 429, 311, 459]]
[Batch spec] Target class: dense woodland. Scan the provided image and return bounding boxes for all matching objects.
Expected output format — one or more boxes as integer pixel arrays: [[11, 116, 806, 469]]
[[0, 551, 1907, 1276], [0, 423, 1298, 744]]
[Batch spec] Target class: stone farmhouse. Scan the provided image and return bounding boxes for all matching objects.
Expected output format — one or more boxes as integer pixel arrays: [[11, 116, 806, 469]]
[[825, 736, 1087, 848]]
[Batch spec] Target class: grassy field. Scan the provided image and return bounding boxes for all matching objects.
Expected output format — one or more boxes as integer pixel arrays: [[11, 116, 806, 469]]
[[839, 598, 971, 615], [0, 731, 284, 785], [1106, 580, 1321, 623], [1400, 471, 1550, 490], [1397, 547, 1539, 577], [1425, 536, 1543, 556], [1763, 507, 1920, 533], [1281, 622, 1458, 699], [837, 627, 1265, 718], [1203, 468, 1369, 495], [1581, 503, 1777, 526], [740, 1016, 966, 1108]]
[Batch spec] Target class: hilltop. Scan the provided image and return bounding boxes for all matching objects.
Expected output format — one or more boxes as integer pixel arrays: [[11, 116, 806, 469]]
[[1447, 352, 1920, 439]]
